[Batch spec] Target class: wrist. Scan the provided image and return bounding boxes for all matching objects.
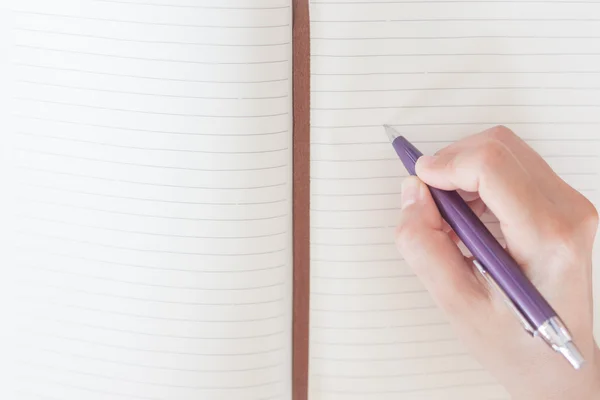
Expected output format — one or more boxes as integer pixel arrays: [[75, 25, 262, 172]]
[[512, 347, 600, 400], [531, 360, 600, 400]]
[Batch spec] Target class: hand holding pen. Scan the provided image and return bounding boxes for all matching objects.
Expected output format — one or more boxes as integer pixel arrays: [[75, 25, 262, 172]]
[[390, 126, 600, 400]]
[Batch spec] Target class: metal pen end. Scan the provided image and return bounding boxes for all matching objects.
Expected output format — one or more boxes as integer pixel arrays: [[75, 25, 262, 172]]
[[538, 317, 585, 370], [383, 125, 400, 142], [559, 341, 585, 370]]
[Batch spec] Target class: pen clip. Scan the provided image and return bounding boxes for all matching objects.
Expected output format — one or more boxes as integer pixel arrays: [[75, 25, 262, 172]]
[[472, 259, 535, 336]]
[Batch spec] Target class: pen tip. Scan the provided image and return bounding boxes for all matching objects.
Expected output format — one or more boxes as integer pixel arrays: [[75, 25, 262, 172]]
[[560, 342, 586, 370], [383, 125, 401, 142]]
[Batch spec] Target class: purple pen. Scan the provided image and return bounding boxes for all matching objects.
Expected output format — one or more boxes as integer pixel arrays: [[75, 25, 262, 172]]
[[385, 125, 585, 369]]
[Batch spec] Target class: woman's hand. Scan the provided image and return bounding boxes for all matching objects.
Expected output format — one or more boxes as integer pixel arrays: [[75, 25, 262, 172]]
[[395, 126, 600, 400]]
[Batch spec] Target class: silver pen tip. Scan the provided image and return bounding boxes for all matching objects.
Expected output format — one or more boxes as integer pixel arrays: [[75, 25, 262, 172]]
[[383, 125, 400, 142], [559, 342, 585, 370], [538, 317, 586, 370]]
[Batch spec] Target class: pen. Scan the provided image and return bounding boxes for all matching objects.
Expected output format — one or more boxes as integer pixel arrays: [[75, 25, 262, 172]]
[[384, 125, 585, 370]]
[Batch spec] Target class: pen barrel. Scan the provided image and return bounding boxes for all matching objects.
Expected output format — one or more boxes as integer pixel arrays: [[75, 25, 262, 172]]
[[428, 187, 557, 329]]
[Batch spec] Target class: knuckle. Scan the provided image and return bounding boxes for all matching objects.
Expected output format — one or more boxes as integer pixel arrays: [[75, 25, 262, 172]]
[[582, 199, 599, 230], [395, 221, 426, 255], [485, 125, 517, 143], [434, 277, 466, 309], [436, 290, 464, 317], [395, 221, 417, 250], [542, 218, 581, 261], [474, 139, 511, 171], [544, 219, 574, 244], [577, 198, 599, 239], [541, 199, 598, 266]]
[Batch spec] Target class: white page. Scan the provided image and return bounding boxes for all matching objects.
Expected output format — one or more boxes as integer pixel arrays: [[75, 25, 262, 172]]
[[0, 1, 292, 399], [308, 1, 600, 399]]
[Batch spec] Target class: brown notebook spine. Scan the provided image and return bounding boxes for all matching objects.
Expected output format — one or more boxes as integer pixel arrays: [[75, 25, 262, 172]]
[[292, 0, 310, 399]]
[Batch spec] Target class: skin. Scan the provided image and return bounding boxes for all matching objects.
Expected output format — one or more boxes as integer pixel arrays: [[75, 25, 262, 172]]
[[395, 126, 600, 400]]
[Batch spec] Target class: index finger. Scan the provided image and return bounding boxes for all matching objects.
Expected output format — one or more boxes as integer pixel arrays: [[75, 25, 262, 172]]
[[415, 134, 553, 262], [435, 126, 575, 207]]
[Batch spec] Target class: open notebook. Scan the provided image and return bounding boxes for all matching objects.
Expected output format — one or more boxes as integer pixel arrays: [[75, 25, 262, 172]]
[[0, 1, 598, 399]]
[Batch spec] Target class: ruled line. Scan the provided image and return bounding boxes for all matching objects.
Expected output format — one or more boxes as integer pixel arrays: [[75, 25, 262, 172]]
[[18, 214, 288, 239], [22, 346, 284, 372], [87, 0, 290, 10], [18, 166, 288, 190], [311, 239, 493, 246], [312, 35, 600, 40], [13, 115, 289, 136], [317, 383, 499, 396], [26, 300, 286, 324], [311, 258, 400, 263], [20, 183, 287, 206], [311, 224, 396, 229], [312, 155, 597, 162], [312, 338, 455, 347], [28, 315, 284, 340], [311, 188, 597, 196], [312, 121, 600, 128], [312, 368, 484, 381], [312, 273, 414, 279], [13, 246, 286, 273], [18, 197, 288, 222], [15, 27, 291, 47], [14, 62, 289, 84], [309, 207, 495, 216], [313, 52, 600, 57], [18, 263, 284, 291], [310, 321, 446, 331], [16, 44, 288, 65], [17, 80, 288, 100], [310, 138, 600, 144], [12, 10, 291, 29], [312, 18, 600, 23], [22, 360, 283, 390], [311, 192, 403, 197], [311, 86, 600, 92], [311, 0, 599, 3], [21, 281, 285, 306], [20, 326, 285, 354], [310, 224, 505, 233], [13, 377, 159, 400], [310, 242, 395, 247], [312, 289, 425, 296], [18, 148, 287, 172], [309, 173, 598, 180], [15, 97, 289, 118], [312, 104, 600, 110], [311, 305, 435, 314], [310, 206, 401, 212], [14, 376, 283, 400], [17, 230, 288, 256], [16, 131, 289, 154], [313, 71, 600, 76], [22, 391, 284, 400], [312, 352, 467, 362]]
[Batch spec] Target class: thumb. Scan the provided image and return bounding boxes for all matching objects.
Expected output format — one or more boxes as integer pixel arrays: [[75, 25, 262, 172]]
[[396, 176, 490, 319]]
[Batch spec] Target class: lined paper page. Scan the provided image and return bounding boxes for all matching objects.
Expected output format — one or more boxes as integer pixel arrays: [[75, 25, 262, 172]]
[[0, 1, 292, 399], [308, 1, 600, 399]]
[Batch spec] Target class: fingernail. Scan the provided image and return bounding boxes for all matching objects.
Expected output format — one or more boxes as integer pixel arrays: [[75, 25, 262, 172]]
[[401, 177, 421, 208]]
